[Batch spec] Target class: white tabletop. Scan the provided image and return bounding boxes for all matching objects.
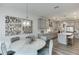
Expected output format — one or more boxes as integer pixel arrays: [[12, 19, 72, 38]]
[[8, 39, 46, 51], [21, 39, 46, 51]]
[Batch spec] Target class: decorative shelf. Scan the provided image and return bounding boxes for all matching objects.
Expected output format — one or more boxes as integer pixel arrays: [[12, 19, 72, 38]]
[[5, 16, 32, 36]]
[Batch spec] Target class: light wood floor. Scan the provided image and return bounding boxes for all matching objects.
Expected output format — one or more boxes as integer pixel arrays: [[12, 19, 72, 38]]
[[53, 38, 79, 55]]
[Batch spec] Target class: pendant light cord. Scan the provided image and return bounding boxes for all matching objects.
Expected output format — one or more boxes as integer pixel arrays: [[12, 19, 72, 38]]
[[26, 3, 29, 18]]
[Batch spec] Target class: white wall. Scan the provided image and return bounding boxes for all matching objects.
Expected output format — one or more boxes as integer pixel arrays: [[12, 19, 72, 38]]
[[0, 5, 39, 53]]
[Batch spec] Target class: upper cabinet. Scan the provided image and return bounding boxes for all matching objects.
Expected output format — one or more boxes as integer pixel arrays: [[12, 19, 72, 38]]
[[38, 17, 59, 33], [38, 17, 48, 29]]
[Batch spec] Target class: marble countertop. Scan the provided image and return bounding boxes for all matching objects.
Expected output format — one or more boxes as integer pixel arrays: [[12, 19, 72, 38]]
[[60, 32, 73, 35]]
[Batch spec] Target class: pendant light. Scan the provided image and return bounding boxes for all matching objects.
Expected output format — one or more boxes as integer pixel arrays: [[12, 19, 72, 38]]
[[22, 3, 30, 26], [26, 3, 29, 18]]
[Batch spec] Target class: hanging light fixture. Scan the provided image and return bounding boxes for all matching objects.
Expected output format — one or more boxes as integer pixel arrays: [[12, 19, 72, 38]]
[[54, 6, 59, 9], [22, 3, 31, 26], [26, 3, 29, 18]]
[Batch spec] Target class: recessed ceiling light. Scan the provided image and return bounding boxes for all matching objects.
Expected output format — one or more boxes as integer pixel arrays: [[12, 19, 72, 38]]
[[54, 6, 59, 9]]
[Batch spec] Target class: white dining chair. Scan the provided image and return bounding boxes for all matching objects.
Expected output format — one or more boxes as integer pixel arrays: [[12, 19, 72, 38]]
[[49, 40, 53, 55], [1, 42, 7, 55]]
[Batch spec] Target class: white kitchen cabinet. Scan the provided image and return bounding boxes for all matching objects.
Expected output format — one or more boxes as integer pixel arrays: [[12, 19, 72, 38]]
[[58, 32, 74, 45], [38, 17, 48, 29], [58, 32, 67, 45]]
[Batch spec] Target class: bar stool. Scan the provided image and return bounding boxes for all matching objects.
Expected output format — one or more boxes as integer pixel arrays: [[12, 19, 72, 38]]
[[67, 35, 74, 46]]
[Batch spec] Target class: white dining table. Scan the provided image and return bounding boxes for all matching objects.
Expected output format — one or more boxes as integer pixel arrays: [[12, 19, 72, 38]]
[[8, 39, 46, 55]]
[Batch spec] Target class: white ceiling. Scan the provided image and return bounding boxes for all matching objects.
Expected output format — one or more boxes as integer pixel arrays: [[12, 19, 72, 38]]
[[0, 3, 27, 17], [28, 3, 79, 19], [0, 3, 79, 20], [0, 3, 27, 12]]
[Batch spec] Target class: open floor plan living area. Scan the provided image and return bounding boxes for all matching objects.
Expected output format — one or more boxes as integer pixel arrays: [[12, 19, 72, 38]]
[[1, 3, 79, 55]]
